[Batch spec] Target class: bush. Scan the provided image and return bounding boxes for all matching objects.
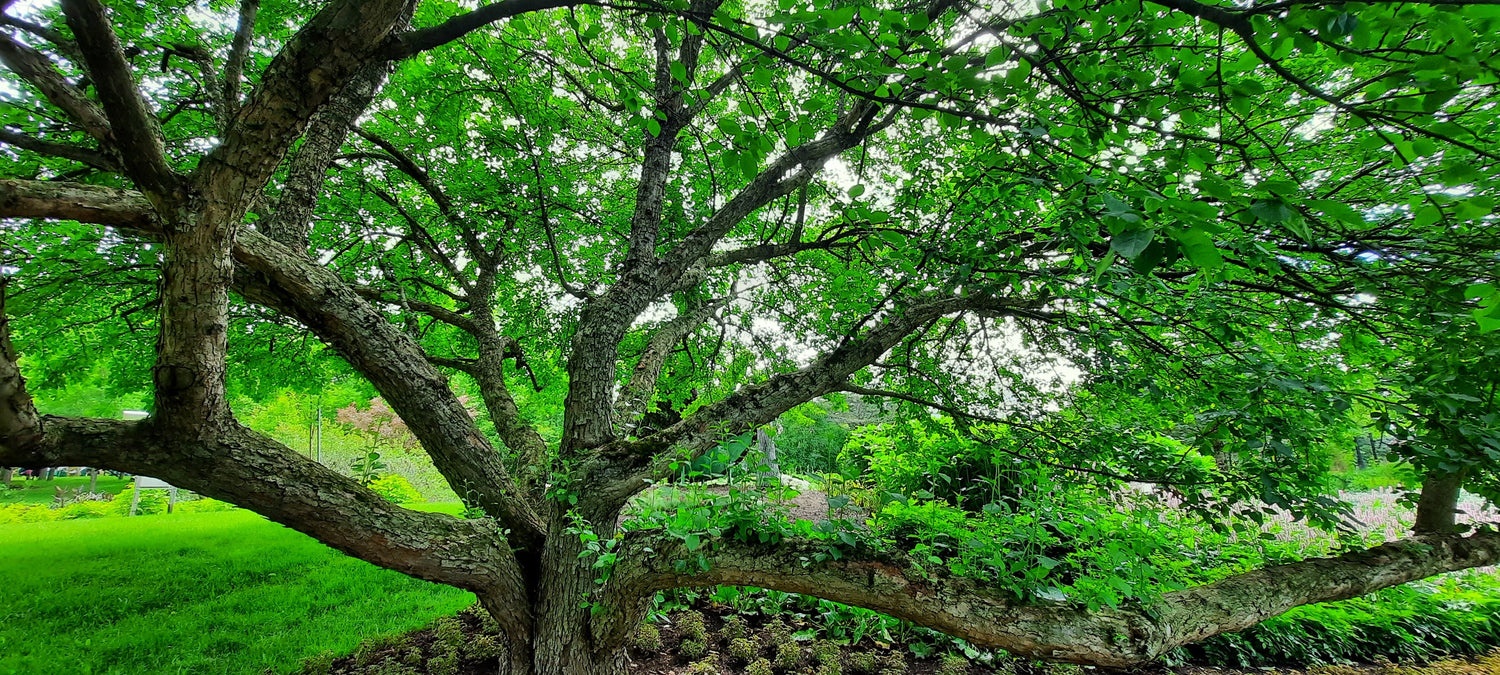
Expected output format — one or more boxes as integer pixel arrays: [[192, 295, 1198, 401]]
[[746, 657, 774, 675], [55, 501, 112, 519], [774, 639, 800, 670], [680, 638, 708, 661], [176, 497, 236, 513], [937, 654, 969, 675], [849, 652, 880, 673], [677, 610, 708, 643], [630, 623, 663, 652], [721, 615, 748, 642], [110, 481, 168, 515], [812, 640, 841, 666], [0, 504, 55, 524], [368, 474, 423, 504], [729, 637, 760, 664]]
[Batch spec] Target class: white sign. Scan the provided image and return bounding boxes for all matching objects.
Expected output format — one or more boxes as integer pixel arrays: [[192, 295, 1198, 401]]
[[135, 476, 172, 489]]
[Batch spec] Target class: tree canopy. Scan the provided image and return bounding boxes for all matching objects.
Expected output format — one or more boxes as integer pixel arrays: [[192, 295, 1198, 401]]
[[1, 0, 1498, 673]]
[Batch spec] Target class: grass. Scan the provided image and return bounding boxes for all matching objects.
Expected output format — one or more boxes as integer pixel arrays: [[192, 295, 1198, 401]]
[[1, 475, 131, 506], [0, 506, 474, 675]]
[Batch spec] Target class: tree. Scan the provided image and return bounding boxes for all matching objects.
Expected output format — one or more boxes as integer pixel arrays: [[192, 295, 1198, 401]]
[[1, 0, 1498, 673]]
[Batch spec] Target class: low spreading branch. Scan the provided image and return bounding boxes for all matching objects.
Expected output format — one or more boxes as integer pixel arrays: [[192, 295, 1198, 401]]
[[612, 530, 1500, 666]]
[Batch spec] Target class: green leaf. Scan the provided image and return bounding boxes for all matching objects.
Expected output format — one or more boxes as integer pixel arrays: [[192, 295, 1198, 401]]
[[1175, 228, 1223, 269], [1413, 205, 1443, 228], [1110, 229, 1156, 260]]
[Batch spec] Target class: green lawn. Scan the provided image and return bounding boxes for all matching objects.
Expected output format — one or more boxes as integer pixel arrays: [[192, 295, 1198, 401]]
[[1, 475, 131, 506], [0, 505, 474, 675]]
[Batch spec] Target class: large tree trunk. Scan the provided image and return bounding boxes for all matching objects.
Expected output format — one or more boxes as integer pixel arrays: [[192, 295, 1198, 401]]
[[480, 523, 635, 675], [1414, 467, 1468, 534]]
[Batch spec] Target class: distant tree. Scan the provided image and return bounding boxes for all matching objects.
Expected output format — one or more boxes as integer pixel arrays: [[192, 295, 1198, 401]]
[[1, 1, 1498, 673]]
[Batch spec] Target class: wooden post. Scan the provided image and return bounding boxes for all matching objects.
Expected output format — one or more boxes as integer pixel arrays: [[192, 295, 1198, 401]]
[[129, 479, 141, 516], [167, 486, 178, 514]]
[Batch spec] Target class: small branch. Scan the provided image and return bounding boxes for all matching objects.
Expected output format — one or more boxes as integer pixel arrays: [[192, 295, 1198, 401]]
[[222, 0, 259, 121], [0, 127, 118, 171], [0, 32, 114, 147], [380, 0, 583, 60]]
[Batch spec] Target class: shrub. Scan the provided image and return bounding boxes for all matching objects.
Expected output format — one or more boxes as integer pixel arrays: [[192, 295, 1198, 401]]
[[680, 638, 708, 661], [747, 657, 774, 675], [428, 650, 459, 675], [721, 615, 748, 642], [774, 639, 800, 670], [729, 637, 760, 664], [295, 650, 336, 675], [110, 481, 169, 515], [176, 497, 236, 513], [876, 651, 907, 675], [368, 474, 423, 504], [630, 623, 663, 652], [937, 654, 969, 675], [54, 501, 112, 519], [467, 634, 506, 661], [812, 640, 841, 666], [849, 652, 880, 673], [0, 504, 55, 524], [677, 610, 708, 643], [689, 658, 719, 674], [765, 618, 793, 644]]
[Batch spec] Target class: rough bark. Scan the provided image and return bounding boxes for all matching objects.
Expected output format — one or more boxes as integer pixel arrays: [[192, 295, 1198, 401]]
[[611, 529, 1500, 666], [261, 62, 392, 250], [1415, 467, 1468, 534]]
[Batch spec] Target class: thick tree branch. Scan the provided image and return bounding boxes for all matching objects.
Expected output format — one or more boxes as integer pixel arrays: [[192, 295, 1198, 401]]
[[259, 63, 390, 250], [0, 179, 548, 549], [197, 0, 410, 210], [60, 0, 178, 202], [0, 14, 81, 62], [561, 104, 887, 456], [591, 294, 1046, 506], [612, 529, 1500, 666], [612, 299, 722, 436], [0, 179, 155, 229], [231, 229, 547, 547]]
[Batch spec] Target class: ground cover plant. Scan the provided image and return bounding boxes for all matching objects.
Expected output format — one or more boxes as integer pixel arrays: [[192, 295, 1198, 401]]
[[0, 508, 474, 675], [0, 474, 128, 506], [1, 0, 1498, 674]]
